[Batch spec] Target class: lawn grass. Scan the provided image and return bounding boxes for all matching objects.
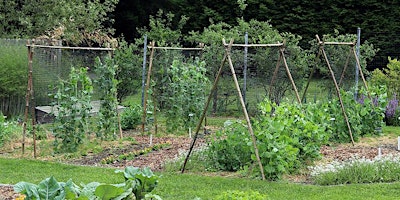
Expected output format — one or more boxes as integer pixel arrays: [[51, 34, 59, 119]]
[[1, 157, 400, 200], [383, 126, 400, 136], [0, 157, 122, 184], [156, 173, 400, 200]]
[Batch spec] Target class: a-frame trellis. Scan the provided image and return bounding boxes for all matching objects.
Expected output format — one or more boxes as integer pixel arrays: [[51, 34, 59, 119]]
[[301, 35, 372, 145], [181, 39, 303, 180], [23, 40, 115, 158]]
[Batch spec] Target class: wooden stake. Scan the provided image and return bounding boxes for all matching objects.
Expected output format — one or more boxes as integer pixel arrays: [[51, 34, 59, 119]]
[[225, 39, 266, 180], [317, 35, 355, 145], [269, 52, 283, 100], [280, 47, 302, 104], [301, 49, 322, 103], [22, 42, 34, 156], [182, 40, 232, 174], [142, 41, 156, 134]]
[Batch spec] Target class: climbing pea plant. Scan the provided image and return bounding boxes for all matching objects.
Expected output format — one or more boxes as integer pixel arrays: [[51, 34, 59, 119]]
[[50, 67, 93, 153]]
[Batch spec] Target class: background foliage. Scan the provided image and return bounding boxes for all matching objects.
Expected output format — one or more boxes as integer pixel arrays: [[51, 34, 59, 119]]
[[113, 0, 400, 70]]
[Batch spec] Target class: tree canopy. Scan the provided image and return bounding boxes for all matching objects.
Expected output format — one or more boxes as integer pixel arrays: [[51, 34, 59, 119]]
[[112, 0, 400, 69], [1, 0, 399, 69]]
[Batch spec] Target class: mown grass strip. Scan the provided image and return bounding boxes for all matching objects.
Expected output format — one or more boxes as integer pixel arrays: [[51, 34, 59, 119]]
[[1, 157, 400, 200], [0, 157, 121, 184], [156, 173, 400, 200]]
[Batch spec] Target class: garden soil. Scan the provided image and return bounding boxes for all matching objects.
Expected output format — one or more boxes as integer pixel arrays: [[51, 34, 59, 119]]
[[1, 133, 400, 199]]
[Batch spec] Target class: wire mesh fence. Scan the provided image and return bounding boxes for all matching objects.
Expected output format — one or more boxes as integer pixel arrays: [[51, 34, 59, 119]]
[[30, 39, 111, 106]]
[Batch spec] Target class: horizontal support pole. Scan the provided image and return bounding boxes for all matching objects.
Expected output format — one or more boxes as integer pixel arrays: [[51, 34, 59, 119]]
[[223, 42, 283, 47], [147, 46, 204, 50], [319, 41, 355, 46], [26, 44, 114, 51]]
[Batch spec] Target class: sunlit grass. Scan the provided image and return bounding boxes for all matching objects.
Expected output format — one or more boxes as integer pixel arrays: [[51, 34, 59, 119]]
[[2, 157, 400, 200]]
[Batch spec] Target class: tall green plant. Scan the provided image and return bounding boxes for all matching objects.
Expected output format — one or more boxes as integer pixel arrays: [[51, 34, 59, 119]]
[[114, 39, 143, 101], [50, 67, 93, 153], [94, 56, 119, 140], [164, 59, 209, 132]]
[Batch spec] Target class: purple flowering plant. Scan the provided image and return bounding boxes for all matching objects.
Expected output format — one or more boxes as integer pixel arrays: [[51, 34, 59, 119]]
[[385, 94, 400, 126]]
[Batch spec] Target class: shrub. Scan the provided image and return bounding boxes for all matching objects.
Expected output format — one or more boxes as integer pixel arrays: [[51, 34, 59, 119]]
[[205, 120, 253, 172], [121, 104, 142, 130], [370, 57, 400, 98], [370, 57, 400, 126]]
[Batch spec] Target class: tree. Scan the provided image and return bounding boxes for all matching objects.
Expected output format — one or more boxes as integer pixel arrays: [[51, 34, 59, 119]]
[[0, 0, 119, 46]]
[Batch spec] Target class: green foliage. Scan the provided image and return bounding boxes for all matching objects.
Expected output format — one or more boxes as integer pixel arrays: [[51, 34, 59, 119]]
[[50, 67, 93, 153], [370, 57, 400, 98], [121, 104, 142, 130], [138, 9, 188, 46], [14, 176, 80, 200], [14, 166, 161, 200], [215, 190, 268, 200], [0, 40, 27, 98], [114, 39, 143, 100], [0, 114, 19, 148], [253, 99, 330, 179], [309, 30, 377, 91], [115, 166, 160, 200], [187, 18, 310, 106], [0, 0, 118, 46], [327, 87, 386, 142], [206, 121, 253, 171], [206, 89, 385, 179], [94, 56, 119, 140], [164, 59, 209, 132]]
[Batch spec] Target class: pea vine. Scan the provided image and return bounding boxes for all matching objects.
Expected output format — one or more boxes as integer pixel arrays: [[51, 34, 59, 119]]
[[50, 67, 93, 153], [94, 56, 119, 140], [164, 58, 209, 132]]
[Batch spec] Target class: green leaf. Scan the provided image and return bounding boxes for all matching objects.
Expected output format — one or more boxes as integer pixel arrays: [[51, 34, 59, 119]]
[[37, 176, 61, 200], [14, 182, 40, 199], [80, 182, 101, 199], [94, 184, 126, 200], [116, 166, 140, 180]]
